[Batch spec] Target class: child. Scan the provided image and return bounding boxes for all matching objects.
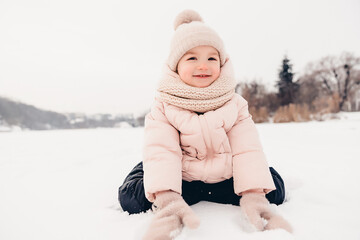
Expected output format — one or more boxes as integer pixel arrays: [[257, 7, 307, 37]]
[[118, 10, 292, 239]]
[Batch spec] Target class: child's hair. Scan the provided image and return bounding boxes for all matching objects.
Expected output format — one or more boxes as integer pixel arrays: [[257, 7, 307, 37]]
[[167, 9, 227, 72]]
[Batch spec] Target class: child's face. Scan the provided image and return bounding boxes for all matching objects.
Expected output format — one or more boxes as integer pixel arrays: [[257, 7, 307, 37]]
[[177, 45, 220, 88]]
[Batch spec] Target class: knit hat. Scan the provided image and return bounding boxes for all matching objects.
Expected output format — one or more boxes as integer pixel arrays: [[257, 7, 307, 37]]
[[157, 10, 235, 113], [167, 10, 227, 71]]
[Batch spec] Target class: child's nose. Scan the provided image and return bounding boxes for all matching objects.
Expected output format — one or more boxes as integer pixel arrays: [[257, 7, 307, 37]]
[[197, 62, 208, 70]]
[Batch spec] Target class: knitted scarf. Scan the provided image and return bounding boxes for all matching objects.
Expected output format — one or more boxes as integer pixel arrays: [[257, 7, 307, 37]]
[[157, 59, 236, 113]]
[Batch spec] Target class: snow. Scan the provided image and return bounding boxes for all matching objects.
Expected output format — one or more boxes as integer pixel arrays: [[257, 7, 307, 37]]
[[1, 112, 360, 240]]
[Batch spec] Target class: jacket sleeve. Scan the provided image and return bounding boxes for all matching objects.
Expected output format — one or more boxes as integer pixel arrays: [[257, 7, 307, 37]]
[[227, 96, 275, 195], [143, 101, 183, 202]]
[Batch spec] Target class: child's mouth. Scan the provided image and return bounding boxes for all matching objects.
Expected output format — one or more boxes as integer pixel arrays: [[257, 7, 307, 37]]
[[193, 75, 211, 78]]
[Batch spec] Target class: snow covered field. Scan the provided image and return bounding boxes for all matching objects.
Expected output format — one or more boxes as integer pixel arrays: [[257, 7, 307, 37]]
[[1, 113, 360, 240]]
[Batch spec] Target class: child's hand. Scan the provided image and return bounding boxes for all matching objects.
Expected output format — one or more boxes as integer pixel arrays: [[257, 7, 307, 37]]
[[143, 191, 200, 240], [240, 192, 292, 233]]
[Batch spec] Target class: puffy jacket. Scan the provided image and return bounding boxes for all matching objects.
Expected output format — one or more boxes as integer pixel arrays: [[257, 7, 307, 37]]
[[143, 94, 275, 202]]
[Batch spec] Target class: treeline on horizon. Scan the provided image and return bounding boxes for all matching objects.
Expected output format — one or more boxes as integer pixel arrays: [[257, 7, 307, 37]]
[[1, 51, 359, 130], [236, 51, 360, 123]]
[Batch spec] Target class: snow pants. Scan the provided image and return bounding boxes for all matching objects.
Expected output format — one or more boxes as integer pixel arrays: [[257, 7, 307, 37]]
[[118, 162, 286, 214]]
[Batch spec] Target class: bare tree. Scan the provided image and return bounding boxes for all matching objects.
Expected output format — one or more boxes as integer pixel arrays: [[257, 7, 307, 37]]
[[236, 80, 280, 117], [300, 52, 360, 110], [296, 73, 328, 111]]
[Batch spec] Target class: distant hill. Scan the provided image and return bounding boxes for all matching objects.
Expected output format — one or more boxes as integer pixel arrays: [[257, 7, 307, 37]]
[[0, 96, 141, 131]]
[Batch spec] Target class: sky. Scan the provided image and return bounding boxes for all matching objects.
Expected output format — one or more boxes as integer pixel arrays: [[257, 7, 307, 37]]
[[0, 0, 359, 115]]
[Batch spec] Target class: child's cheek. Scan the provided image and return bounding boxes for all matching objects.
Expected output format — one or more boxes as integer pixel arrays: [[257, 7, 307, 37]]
[[184, 66, 193, 78]]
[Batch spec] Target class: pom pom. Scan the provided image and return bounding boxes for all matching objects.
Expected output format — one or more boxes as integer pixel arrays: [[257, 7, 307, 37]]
[[173, 9, 203, 30]]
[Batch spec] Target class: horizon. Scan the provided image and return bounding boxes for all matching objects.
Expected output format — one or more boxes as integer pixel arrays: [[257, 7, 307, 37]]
[[1, 0, 360, 115]]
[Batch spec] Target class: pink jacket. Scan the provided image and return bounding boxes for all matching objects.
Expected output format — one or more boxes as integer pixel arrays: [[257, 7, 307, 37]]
[[143, 94, 275, 202]]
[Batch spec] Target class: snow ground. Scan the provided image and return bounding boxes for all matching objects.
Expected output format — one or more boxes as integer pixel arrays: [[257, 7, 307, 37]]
[[1, 112, 360, 240]]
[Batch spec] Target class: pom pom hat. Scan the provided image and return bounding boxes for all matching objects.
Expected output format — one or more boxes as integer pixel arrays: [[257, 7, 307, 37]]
[[157, 10, 235, 113], [167, 10, 227, 71]]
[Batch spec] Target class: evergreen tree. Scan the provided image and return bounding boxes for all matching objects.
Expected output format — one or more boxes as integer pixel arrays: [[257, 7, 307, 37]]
[[276, 56, 299, 105]]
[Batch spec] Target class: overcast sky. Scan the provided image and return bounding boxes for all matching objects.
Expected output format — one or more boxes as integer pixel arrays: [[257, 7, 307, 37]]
[[1, 0, 359, 115]]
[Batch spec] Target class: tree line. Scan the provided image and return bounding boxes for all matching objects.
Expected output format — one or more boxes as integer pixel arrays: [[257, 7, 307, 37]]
[[237, 52, 360, 123], [1, 51, 359, 130]]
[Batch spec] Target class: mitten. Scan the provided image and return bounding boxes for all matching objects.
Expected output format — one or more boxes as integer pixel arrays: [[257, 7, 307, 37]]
[[240, 192, 292, 233], [143, 191, 200, 240]]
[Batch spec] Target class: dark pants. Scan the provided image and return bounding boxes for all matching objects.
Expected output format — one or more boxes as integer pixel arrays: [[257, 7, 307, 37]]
[[118, 162, 286, 214]]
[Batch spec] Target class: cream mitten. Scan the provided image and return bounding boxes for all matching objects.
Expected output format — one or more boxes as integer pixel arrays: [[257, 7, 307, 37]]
[[143, 191, 200, 240], [240, 192, 293, 233]]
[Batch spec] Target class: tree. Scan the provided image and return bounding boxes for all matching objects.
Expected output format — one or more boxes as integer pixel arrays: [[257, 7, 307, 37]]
[[300, 52, 360, 111], [276, 56, 299, 106], [236, 80, 280, 121]]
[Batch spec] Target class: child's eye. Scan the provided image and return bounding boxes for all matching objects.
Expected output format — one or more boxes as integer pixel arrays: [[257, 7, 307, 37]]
[[187, 57, 196, 60], [209, 57, 218, 61]]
